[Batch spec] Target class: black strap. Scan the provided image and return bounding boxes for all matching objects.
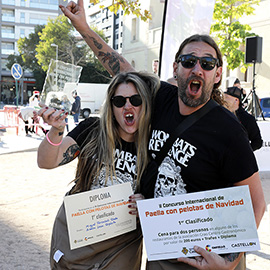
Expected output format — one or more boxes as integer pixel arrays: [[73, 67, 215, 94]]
[[154, 99, 218, 165]]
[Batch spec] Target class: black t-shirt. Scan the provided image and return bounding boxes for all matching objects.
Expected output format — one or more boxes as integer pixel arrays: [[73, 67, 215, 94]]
[[149, 82, 258, 197], [236, 106, 263, 151], [68, 117, 138, 192]]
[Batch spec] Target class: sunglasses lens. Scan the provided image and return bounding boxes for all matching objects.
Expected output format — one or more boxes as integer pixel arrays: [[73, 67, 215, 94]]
[[181, 55, 197, 69], [130, 95, 142, 106], [112, 96, 125, 107], [200, 57, 216, 70]]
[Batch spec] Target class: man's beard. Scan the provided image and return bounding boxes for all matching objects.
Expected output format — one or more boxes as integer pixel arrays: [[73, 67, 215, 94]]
[[177, 76, 213, 108]]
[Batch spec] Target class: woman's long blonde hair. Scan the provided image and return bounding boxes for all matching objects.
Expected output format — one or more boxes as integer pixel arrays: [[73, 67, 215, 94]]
[[71, 71, 160, 194]]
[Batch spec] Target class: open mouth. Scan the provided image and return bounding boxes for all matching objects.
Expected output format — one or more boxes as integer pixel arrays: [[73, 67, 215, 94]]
[[189, 80, 202, 94], [125, 113, 135, 124]]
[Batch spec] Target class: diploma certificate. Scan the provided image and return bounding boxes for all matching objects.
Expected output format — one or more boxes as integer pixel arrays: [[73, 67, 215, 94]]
[[137, 185, 260, 260], [64, 182, 136, 250]]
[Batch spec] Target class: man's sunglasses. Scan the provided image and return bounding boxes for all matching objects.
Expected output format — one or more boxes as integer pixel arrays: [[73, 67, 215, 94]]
[[111, 94, 142, 108], [176, 54, 219, 71]]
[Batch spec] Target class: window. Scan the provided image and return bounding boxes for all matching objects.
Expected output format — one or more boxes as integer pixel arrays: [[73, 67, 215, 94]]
[[30, 0, 58, 10], [1, 42, 15, 55], [2, 9, 15, 22], [1, 59, 9, 71], [131, 18, 137, 41], [30, 13, 52, 25], [2, 0, 15, 5], [20, 29, 25, 38], [20, 12, 25, 23], [1, 26, 15, 38]]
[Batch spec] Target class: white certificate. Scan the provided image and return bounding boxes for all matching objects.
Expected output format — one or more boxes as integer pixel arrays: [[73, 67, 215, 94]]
[[137, 185, 260, 261], [64, 182, 136, 250]]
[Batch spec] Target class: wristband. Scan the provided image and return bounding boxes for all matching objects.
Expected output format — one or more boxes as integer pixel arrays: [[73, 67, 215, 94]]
[[46, 132, 62, 146]]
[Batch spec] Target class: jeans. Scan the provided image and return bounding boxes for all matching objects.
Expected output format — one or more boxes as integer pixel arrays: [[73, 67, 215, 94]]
[[73, 113, 79, 126]]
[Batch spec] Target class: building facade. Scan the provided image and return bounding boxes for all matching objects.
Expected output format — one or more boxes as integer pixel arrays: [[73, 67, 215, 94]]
[[85, 0, 124, 54], [0, 0, 64, 105], [229, 0, 270, 99], [86, 0, 165, 74]]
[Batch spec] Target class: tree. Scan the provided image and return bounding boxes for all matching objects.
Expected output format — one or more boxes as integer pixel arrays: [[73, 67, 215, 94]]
[[6, 54, 24, 70], [80, 59, 111, 84], [36, 15, 110, 82], [36, 15, 89, 71], [17, 25, 46, 90], [89, 0, 152, 21], [211, 0, 260, 76]]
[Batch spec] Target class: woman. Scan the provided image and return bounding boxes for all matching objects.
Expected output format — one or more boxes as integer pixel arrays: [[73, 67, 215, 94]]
[[37, 71, 160, 269], [61, 94, 71, 132]]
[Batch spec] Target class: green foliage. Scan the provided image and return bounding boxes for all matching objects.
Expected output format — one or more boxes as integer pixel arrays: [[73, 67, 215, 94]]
[[6, 25, 46, 90], [90, 0, 152, 21], [211, 0, 260, 73], [80, 61, 111, 83], [6, 55, 24, 70], [36, 16, 78, 71]]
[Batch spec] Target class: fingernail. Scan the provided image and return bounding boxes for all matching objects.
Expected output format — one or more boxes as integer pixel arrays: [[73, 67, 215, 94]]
[[65, 112, 68, 115], [45, 107, 48, 109]]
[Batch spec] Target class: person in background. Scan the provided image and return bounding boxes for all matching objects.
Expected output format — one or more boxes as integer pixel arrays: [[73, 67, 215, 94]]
[[71, 90, 81, 126], [60, 1, 266, 269], [37, 71, 159, 269], [224, 86, 263, 151], [28, 91, 40, 133], [61, 95, 71, 132], [152, 59, 159, 75], [233, 78, 248, 108]]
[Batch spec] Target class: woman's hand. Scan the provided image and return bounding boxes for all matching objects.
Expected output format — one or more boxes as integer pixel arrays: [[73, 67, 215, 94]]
[[128, 193, 145, 217], [59, 0, 89, 34], [38, 104, 68, 131], [177, 246, 242, 270]]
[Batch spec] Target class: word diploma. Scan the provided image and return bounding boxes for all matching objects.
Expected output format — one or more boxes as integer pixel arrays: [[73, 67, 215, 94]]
[[137, 185, 260, 260], [64, 183, 136, 249]]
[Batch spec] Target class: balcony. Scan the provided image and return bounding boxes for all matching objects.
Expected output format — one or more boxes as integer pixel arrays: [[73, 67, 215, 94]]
[[2, 16, 15, 22], [2, 49, 15, 55], [2, 0, 15, 5], [1, 33, 15, 39]]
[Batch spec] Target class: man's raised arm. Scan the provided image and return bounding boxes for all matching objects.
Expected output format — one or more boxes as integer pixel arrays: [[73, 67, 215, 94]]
[[59, 0, 134, 76]]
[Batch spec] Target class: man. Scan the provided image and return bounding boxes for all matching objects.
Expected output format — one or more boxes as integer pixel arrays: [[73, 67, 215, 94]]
[[71, 90, 81, 126], [233, 78, 247, 108], [224, 86, 263, 151], [60, 1, 266, 269], [152, 59, 159, 75]]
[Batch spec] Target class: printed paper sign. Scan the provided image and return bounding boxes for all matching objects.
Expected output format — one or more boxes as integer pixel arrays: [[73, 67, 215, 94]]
[[64, 183, 136, 249], [137, 185, 260, 260]]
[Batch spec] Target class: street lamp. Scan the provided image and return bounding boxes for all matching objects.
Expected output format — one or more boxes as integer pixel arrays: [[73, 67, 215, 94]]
[[51, 43, 58, 90]]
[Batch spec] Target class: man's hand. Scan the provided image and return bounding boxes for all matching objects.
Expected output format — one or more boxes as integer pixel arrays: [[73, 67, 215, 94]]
[[177, 246, 242, 270]]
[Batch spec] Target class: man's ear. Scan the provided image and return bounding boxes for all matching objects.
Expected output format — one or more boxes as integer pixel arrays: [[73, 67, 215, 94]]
[[173, 61, 178, 74], [214, 66, 222, 84]]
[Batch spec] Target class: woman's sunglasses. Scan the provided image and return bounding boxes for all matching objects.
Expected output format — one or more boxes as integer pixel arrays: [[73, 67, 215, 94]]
[[176, 54, 219, 71], [111, 94, 142, 108]]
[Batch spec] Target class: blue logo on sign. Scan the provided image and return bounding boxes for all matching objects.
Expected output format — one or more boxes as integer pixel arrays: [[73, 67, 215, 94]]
[[11, 63, 23, 80]]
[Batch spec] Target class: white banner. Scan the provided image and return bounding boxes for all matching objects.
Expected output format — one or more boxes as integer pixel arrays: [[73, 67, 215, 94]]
[[255, 120, 270, 171], [160, 0, 216, 81]]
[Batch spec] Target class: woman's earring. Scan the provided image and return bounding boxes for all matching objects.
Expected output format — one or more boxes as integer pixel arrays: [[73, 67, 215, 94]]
[[174, 75, 177, 79]]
